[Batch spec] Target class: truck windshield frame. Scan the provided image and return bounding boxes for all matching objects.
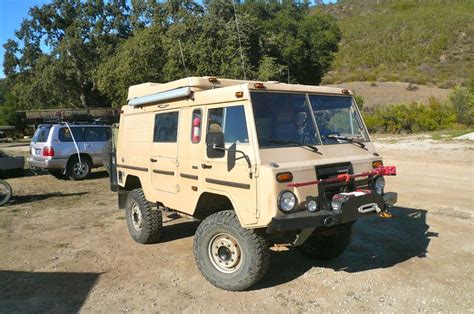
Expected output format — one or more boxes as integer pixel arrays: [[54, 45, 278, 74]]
[[250, 91, 369, 149]]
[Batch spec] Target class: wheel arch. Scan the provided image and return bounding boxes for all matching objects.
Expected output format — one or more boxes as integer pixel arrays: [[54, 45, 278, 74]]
[[118, 174, 143, 209], [193, 191, 249, 227]]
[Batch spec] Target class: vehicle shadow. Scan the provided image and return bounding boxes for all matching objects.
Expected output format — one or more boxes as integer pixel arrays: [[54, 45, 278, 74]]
[[5, 192, 89, 206], [0, 270, 101, 312], [159, 218, 200, 244], [253, 206, 437, 290]]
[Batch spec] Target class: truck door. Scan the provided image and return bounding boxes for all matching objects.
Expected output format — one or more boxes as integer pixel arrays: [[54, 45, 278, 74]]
[[150, 111, 180, 193], [201, 104, 258, 225]]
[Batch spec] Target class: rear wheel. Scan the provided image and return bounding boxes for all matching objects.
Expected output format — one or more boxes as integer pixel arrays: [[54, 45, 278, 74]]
[[0, 180, 12, 206], [125, 189, 162, 244], [194, 210, 270, 291], [296, 223, 353, 260], [66, 156, 91, 180]]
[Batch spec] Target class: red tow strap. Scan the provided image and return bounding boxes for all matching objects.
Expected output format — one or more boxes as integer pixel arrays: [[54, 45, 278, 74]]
[[287, 166, 396, 188]]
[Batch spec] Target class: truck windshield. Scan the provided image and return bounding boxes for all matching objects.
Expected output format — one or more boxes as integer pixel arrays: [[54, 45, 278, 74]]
[[250, 92, 320, 149], [251, 92, 368, 148], [308, 95, 368, 145]]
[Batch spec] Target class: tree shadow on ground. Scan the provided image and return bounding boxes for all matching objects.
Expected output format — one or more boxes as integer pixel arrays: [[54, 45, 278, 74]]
[[4, 192, 89, 206], [253, 206, 437, 290], [0, 271, 101, 313]]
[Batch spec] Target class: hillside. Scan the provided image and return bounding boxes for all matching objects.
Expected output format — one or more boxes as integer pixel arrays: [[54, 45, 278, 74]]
[[329, 81, 451, 107], [320, 0, 474, 88]]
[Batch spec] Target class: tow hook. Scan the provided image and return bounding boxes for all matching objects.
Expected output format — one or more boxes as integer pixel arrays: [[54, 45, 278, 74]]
[[379, 211, 393, 218]]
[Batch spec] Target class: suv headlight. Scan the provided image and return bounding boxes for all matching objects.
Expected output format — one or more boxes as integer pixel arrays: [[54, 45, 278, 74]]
[[375, 176, 385, 195], [278, 190, 298, 213]]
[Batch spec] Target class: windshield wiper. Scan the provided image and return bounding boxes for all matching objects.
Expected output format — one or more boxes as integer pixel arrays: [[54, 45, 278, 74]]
[[327, 135, 366, 148], [267, 138, 319, 153]]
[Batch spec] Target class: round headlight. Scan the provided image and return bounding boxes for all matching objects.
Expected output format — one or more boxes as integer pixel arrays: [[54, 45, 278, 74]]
[[375, 176, 385, 195], [307, 200, 318, 212], [278, 191, 297, 213]]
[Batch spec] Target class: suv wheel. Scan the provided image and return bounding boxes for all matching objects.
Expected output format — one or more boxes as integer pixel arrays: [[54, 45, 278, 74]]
[[296, 223, 353, 260], [66, 156, 91, 180], [194, 210, 270, 291], [0, 180, 12, 206], [125, 189, 162, 244]]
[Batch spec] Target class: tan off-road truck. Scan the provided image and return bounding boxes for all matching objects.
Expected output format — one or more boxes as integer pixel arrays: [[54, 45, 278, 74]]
[[110, 76, 397, 291]]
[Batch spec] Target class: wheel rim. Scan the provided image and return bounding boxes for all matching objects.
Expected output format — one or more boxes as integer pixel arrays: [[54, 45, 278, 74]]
[[208, 233, 242, 274], [130, 202, 142, 231], [73, 161, 88, 178], [0, 181, 11, 206]]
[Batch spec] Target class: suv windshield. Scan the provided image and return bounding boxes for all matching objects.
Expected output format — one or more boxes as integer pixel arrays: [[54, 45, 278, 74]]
[[32, 125, 52, 143], [251, 92, 368, 148]]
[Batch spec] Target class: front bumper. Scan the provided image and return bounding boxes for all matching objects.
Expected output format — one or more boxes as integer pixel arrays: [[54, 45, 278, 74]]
[[267, 192, 397, 232], [27, 157, 67, 169]]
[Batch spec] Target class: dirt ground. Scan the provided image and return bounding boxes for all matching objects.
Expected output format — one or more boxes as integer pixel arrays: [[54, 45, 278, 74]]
[[0, 136, 473, 312]]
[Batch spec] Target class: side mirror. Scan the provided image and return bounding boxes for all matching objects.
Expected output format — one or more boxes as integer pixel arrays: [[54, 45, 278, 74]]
[[227, 143, 237, 171], [206, 132, 225, 158]]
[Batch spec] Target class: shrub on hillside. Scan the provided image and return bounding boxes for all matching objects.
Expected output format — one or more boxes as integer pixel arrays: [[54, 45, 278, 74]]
[[449, 86, 474, 126]]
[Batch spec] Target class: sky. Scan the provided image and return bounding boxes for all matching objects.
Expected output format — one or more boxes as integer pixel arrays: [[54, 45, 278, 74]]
[[0, 0, 337, 79]]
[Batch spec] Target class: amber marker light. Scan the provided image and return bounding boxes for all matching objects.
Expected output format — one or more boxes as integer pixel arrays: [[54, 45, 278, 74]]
[[341, 88, 350, 94], [208, 77, 218, 83], [276, 172, 293, 183], [372, 160, 383, 169], [254, 82, 265, 89], [235, 91, 244, 98]]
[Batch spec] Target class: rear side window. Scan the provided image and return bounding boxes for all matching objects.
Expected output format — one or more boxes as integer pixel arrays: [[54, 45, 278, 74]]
[[32, 126, 51, 143], [58, 127, 84, 142], [84, 127, 110, 142], [153, 112, 179, 143], [207, 106, 249, 144]]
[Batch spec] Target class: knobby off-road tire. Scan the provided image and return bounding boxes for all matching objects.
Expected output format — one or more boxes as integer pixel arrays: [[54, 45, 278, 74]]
[[194, 210, 270, 291], [66, 156, 91, 180], [0, 180, 12, 206], [125, 189, 162, 244], [296, 223, 353, 260]]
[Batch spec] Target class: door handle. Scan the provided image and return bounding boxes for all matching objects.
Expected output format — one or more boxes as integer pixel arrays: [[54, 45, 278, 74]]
[[150, 158, 157, 163], [201, 163, 212, 169]]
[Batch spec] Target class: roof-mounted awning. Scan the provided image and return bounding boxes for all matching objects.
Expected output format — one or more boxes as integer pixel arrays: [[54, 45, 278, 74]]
[[128, 87, 192, 107]]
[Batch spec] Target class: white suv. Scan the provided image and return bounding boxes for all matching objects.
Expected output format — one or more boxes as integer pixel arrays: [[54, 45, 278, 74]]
[[28, 123, 111, 180]]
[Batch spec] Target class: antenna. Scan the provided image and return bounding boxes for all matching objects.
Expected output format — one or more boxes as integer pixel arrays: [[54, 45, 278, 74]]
[[178, 39, 189, 77], [231, 0, 246, 80]]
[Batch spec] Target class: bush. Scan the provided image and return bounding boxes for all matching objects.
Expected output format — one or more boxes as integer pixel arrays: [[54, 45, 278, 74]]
[[449, 86, 474, 126]]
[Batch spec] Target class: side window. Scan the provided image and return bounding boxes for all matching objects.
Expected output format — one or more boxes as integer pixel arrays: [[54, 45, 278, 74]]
[[191, 109, 202, 143], [153, 112, 179, 143], [58, 127, 84, 142], [84, 127, 108, 142], [207, 106, 249, 144]]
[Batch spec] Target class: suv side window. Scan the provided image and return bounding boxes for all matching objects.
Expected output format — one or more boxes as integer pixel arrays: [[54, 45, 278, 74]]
[[84, 127, 109, 142], [58, 127, 84, 142], [154, 112, 179, 143], [207, 105, 249, 144]]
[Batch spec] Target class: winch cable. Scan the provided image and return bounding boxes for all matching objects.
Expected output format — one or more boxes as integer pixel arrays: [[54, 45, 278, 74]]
[[64, 122, 82, 170]]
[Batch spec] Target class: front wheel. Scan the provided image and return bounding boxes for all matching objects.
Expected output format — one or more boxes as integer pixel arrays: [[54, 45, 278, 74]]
[[193, 210, 270, 291], [296, 223, 353, 260], [0, 180, 12, 206]]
